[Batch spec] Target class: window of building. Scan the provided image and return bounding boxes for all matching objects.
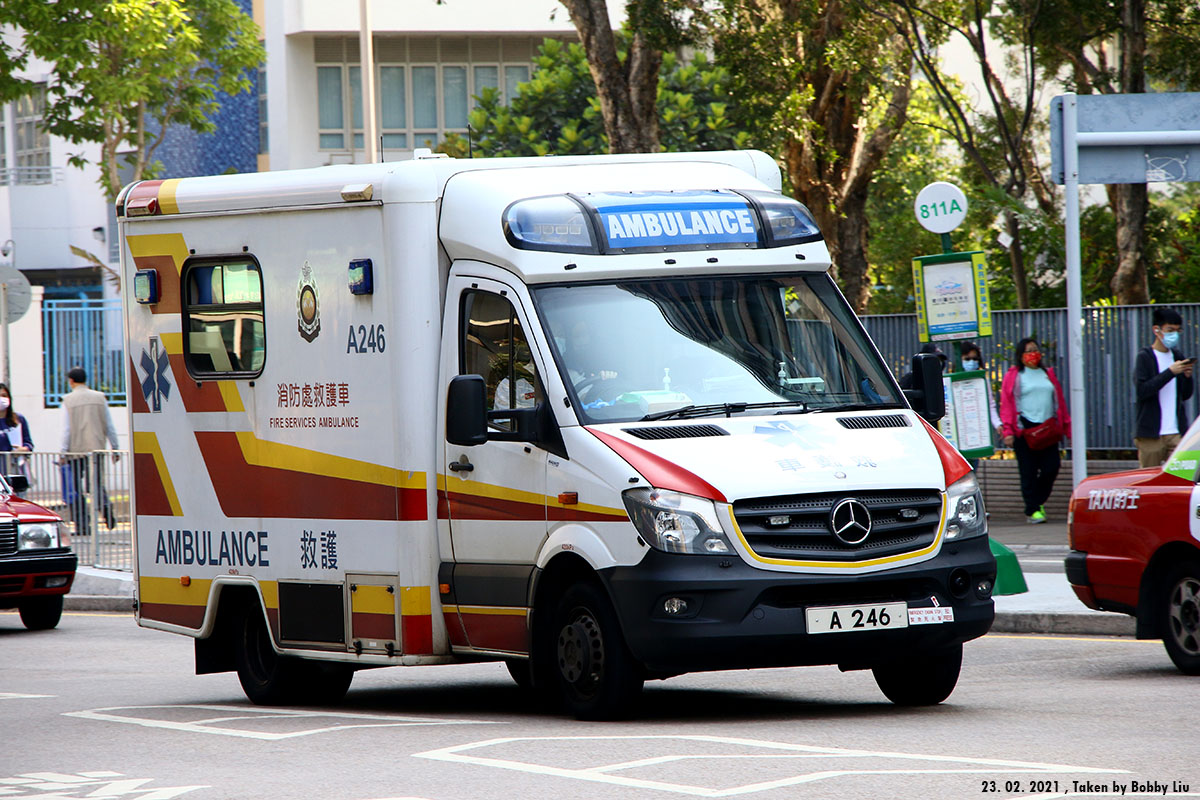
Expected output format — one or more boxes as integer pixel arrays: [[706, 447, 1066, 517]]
[[461, 290, 541, 429], [13, 84, 49, 183], [183, 258, 266, 378], [315, 36, 554, 155]]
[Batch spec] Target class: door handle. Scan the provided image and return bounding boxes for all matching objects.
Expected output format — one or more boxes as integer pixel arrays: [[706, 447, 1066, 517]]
[[449, 460, 474, 473]]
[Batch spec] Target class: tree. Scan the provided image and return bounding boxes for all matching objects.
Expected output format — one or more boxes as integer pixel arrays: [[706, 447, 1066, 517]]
[[445, 37, 748, 158], [558, 0, 696, 153], [713, 0, 914, 312], [1025, 0, 1200, 304], [0, 0, 264, 201], [875, 0, 1061, 310]]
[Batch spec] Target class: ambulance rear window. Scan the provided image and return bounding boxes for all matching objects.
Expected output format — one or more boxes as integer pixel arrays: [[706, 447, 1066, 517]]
[[182, 258, 266, 378]]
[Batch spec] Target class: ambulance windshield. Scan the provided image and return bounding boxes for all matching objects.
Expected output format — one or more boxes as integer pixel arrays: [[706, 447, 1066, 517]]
[[534, 273, 901, 424]]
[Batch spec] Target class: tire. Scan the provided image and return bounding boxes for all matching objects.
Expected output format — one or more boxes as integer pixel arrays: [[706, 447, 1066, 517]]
[[18, 596, 63, 630], [1160, 561, 1200, 675], [543, 582, 643, 720], [872, 643, 963, 706], [234, 608, 354, 705]]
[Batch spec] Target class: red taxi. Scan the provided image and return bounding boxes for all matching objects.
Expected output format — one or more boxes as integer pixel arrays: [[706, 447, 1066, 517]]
[[1067, 419, 1200, 674], [0, 472, 75, 630]]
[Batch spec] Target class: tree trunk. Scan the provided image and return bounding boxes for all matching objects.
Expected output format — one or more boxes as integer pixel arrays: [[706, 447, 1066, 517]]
[[1112, 183, 1150, 303], [561, 0, 660, 153], [1109, 0, 1150, 303], [1005, 211, 1031, 309], [837, 190, 872, 312]]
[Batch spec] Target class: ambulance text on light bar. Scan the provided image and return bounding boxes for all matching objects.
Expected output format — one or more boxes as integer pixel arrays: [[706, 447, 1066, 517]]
[[592, 191, 757, 251], [502, 189, 823, 255]]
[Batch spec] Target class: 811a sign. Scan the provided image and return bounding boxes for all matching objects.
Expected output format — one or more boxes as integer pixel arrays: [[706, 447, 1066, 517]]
[[914, 182, 968, 234]]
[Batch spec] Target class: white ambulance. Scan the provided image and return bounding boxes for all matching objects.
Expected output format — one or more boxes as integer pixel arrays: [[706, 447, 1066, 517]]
[[119, 149, 995, 719]]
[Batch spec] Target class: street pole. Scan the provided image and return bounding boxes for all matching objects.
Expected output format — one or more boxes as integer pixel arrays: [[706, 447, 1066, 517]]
[[1063, 93, 1088, 485], [0, 282, 8, 386], [359, 0, 378, 163]]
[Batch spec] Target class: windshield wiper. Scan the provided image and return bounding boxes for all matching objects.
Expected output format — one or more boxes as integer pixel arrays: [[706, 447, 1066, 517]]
[[641, 400, 809, 421]]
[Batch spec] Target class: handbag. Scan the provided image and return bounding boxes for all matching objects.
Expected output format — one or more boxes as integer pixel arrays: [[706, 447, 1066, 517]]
[[1022, 416, 1063, 450]]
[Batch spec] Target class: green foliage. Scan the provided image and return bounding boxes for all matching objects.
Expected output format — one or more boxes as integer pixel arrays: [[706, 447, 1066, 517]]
[[448, 35, 749, 158], [0, 0, 264, 200]]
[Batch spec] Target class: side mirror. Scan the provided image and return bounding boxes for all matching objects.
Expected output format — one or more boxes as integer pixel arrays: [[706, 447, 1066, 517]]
[[446, 375, 488, 446], [903, 352, 946, 423], [6, 474, 29, 493]]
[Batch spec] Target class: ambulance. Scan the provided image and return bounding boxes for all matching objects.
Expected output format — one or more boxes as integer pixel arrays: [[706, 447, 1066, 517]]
[[119, 149, 996, 719]]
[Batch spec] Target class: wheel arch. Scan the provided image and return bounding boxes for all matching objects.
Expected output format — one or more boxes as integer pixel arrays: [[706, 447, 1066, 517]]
[[1136, 542, 1200, 639], [195, 579, 271, 675]]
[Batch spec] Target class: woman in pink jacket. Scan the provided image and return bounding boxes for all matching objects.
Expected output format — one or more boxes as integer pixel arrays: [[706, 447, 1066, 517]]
[[999, 337, 1072, 524]]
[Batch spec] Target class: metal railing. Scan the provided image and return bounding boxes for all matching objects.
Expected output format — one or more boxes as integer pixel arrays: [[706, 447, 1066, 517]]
[[42, 298, 126, 407], [861, 303, 1200, 451], [3, 450, 132, 571], [0, 165, 64, 185]]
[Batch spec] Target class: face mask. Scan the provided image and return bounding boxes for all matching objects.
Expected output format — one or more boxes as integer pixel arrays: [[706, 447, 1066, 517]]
[[1163, 331, 1181, 349], [0, 397, 9, 411], [962, 359, 980, 372], [1022, 352, 1042, 368]]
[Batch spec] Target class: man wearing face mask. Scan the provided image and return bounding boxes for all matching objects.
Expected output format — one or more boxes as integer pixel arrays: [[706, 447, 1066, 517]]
[[1134, 307, 1194, 467]]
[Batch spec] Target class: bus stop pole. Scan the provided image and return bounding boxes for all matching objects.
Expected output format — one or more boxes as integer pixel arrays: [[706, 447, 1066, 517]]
[[1063, 93, 1088, 485]]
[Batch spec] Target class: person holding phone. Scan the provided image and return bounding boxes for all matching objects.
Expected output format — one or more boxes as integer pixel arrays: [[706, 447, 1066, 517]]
[[1134, 307, 1194, 467]]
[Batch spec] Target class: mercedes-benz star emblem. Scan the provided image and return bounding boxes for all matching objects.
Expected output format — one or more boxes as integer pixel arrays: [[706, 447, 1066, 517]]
[[829, 498, 872, 545]]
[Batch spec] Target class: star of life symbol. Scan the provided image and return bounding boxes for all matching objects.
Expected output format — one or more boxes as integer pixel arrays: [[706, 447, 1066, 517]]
[[140, 337, 171, 413]]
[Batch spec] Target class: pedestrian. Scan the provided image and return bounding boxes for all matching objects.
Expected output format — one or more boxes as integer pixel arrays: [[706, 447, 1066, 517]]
[[899, 342, 947, 389], [1133, 307, 1194, 467], [0, 383, 34, 492], [61, 366, 120, 534], [1000, 337, 1071, 524], [958, 342, 1003, 472], [958, 342, 1003, 442]]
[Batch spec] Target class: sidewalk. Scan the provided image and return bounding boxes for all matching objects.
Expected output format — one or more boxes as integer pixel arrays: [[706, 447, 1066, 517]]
[[63, 518, 1137, 637]]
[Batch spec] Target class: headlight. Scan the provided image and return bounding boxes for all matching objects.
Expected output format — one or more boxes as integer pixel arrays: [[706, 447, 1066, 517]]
[[622, 488, 735, 555], [944, 473, 986, 540], [18, 522, 62, 550]]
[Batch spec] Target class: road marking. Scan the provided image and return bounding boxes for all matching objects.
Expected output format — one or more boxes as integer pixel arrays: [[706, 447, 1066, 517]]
[[0, 693, 53, 700], [0, 771, 204, 798], [414, 735, 1127, 797], [65, 704, 499, 740], [988, 634, 1158, 644]]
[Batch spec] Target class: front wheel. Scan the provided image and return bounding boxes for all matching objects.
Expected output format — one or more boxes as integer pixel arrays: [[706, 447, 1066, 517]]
[[1160, 562, 1200, 675], [19, 596, 63, 630], [235, 608, 354, 705], [872, 642, 963, 706], [544, 582, 643, 720]]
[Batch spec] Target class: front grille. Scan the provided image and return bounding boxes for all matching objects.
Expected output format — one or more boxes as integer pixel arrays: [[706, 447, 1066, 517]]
[[732, 489, 942, 562], [623, 424, 729, 440], [0, 521, 17, 556], [837, 414, 911, 430]]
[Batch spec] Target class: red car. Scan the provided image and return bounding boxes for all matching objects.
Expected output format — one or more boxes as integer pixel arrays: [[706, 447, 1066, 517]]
[[1067, 419, 1200, 674], [0, 472, 75, 630]]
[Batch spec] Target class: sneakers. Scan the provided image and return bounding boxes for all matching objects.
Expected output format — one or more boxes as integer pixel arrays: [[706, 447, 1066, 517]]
[[1027, 507, 1047, 524]]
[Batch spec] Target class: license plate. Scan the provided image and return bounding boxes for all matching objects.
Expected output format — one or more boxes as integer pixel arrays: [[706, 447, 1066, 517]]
[[805, 601, 908, 634]]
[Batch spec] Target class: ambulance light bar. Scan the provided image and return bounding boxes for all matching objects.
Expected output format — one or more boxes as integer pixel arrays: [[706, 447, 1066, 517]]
[[503, 190, 822, 255]]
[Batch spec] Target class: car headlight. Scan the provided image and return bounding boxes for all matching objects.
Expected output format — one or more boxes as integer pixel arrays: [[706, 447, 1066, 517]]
[[944, 473, 986, 540], [622, 488, 735, 555], [18, 522, 62, 550]]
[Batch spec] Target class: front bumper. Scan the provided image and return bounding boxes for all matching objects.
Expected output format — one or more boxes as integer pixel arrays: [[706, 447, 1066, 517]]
[[0, 550, 77, 606], [601, 536, 996, 673]]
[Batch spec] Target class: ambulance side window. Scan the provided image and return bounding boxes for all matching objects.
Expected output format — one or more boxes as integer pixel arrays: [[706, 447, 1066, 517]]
[[461, 290, 542, 431], [182, 258, 266, 378]]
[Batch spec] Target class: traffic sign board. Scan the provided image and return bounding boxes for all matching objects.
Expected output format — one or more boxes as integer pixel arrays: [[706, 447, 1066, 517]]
[[0, 264, 31, 323], [914, 182, 968, 234]]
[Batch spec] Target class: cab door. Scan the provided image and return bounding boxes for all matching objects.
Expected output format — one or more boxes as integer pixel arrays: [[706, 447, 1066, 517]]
[[440, 272, 549, 653]]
